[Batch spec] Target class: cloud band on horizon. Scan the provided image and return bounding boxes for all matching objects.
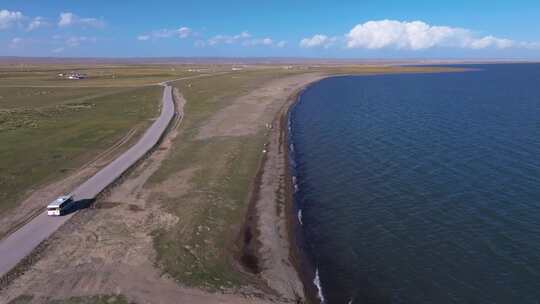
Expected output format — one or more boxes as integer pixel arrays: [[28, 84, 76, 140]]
[[300, 19, 540, 51]]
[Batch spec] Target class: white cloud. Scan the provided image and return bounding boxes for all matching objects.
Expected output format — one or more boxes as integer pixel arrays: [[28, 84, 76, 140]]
[[208, 31, 252, 45], [345, 20, 519, 50], [50, 34, 98, 53], [206, 31, 282, 48], [520, 41, 540, 50], [153, 29, 174, 38], [9, 37, 22, 48], [208, 35, 233, 45], [243, 37, 274, 46], [58, 12, 105, 29], [27, 17, 49, 31], [468, 35, 514, 49], [65, 36, 96, 47], [177, 26, 191, 38], [208, 35, 229, 45], [261, 38, 273, 45], [137, 26, 192, 41], [300, 34, 337, 48], [52, 47, 65, 53], [52, 35, 97, 50], [234, 31, 251, 39], [0, 9, 24, 29], [58, 12, 73, 26], [276, 40, 287, 48]]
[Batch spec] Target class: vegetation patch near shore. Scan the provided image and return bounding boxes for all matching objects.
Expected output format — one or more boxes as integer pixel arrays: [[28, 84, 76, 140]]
[[150, 69, 297, 290], [7, 294, 131, 304]]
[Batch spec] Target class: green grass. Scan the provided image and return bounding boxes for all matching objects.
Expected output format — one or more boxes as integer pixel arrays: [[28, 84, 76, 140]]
[[152, 135, 266, 288], [0, 62, 234, 226], [0, 64, 232, 87], [0, 63, 234, 219], [0, 87, 130, 109], [0, 85, 161, 215], [48, 295, 131, 304], [7, 295, 34, 304], [7, 294, 131, 304], [149, 69, 298, 289], [0, 62, 235, 219]]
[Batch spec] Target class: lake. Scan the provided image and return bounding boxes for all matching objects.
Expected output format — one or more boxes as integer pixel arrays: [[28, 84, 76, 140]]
[[289, 64, 540, 303]]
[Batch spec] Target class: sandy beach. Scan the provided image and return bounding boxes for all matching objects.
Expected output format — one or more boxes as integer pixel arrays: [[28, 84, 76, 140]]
[[242, 74, 327, 304]]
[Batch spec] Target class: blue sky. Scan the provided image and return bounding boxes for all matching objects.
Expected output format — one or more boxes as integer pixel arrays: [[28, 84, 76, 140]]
[[1, 0, 539, 58]]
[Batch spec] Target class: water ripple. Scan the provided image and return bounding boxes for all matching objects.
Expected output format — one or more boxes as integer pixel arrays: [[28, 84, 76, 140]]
[[292, 64, 540, 304]]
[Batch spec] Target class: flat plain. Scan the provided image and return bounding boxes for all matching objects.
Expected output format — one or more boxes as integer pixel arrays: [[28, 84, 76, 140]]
[[0, 62, 460, 304], [0, 64, 218, 221]]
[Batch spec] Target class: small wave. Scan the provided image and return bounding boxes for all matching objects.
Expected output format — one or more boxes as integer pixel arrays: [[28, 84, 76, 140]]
[[297, 209, 303, 225], [288, 119, 292, 132], [289, 143, 295, 152], [292, 175, 299, 193], [289, 157, 297, 168], [313, 268, 326, 303]]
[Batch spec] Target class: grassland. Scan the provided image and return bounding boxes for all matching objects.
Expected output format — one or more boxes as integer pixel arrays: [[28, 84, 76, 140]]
[[146, 65, 464, 291], [149, 69, 296, 289], [0, 64, 236, 87], [0, 85, 162, 214], [7, 294, 130, 304], [0, 64, 215, 218]]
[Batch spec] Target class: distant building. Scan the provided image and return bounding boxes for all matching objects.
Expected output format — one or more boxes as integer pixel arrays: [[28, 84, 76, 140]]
[[58, 71, 87, 80], [187, 68, 209, 72]]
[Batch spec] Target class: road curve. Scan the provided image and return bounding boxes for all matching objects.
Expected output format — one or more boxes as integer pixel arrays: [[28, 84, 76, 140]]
[[0, 85, 175, 278]]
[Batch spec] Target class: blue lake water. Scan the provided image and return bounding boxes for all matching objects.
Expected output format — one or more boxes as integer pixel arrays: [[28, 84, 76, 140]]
[[289, 64, 540, 304]]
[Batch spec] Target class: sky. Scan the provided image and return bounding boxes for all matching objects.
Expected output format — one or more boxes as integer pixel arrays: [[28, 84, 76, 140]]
[[1, 0, 540, 59]]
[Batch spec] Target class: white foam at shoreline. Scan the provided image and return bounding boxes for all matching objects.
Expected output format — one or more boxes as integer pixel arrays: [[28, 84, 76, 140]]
[[313, 268, 326, 303], [297, 209, 303, 225], [292, 175, 299, 193]]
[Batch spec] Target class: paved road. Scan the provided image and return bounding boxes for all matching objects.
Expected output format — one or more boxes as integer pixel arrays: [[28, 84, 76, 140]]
[[0, 85, 175, 277]]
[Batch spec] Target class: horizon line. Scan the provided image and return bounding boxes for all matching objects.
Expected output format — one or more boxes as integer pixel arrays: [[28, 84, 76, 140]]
[[1, 56, 539, 65]]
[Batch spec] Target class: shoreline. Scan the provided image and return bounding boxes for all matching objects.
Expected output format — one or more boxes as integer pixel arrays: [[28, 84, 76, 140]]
[[241, 73, 326, 303], [249, 68, 464, 303], [0, 66, 469, 303], [281, 81, 324, 304]]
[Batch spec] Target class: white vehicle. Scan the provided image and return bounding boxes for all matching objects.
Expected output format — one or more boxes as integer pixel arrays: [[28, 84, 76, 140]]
[[46, 195, 74, 216]]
